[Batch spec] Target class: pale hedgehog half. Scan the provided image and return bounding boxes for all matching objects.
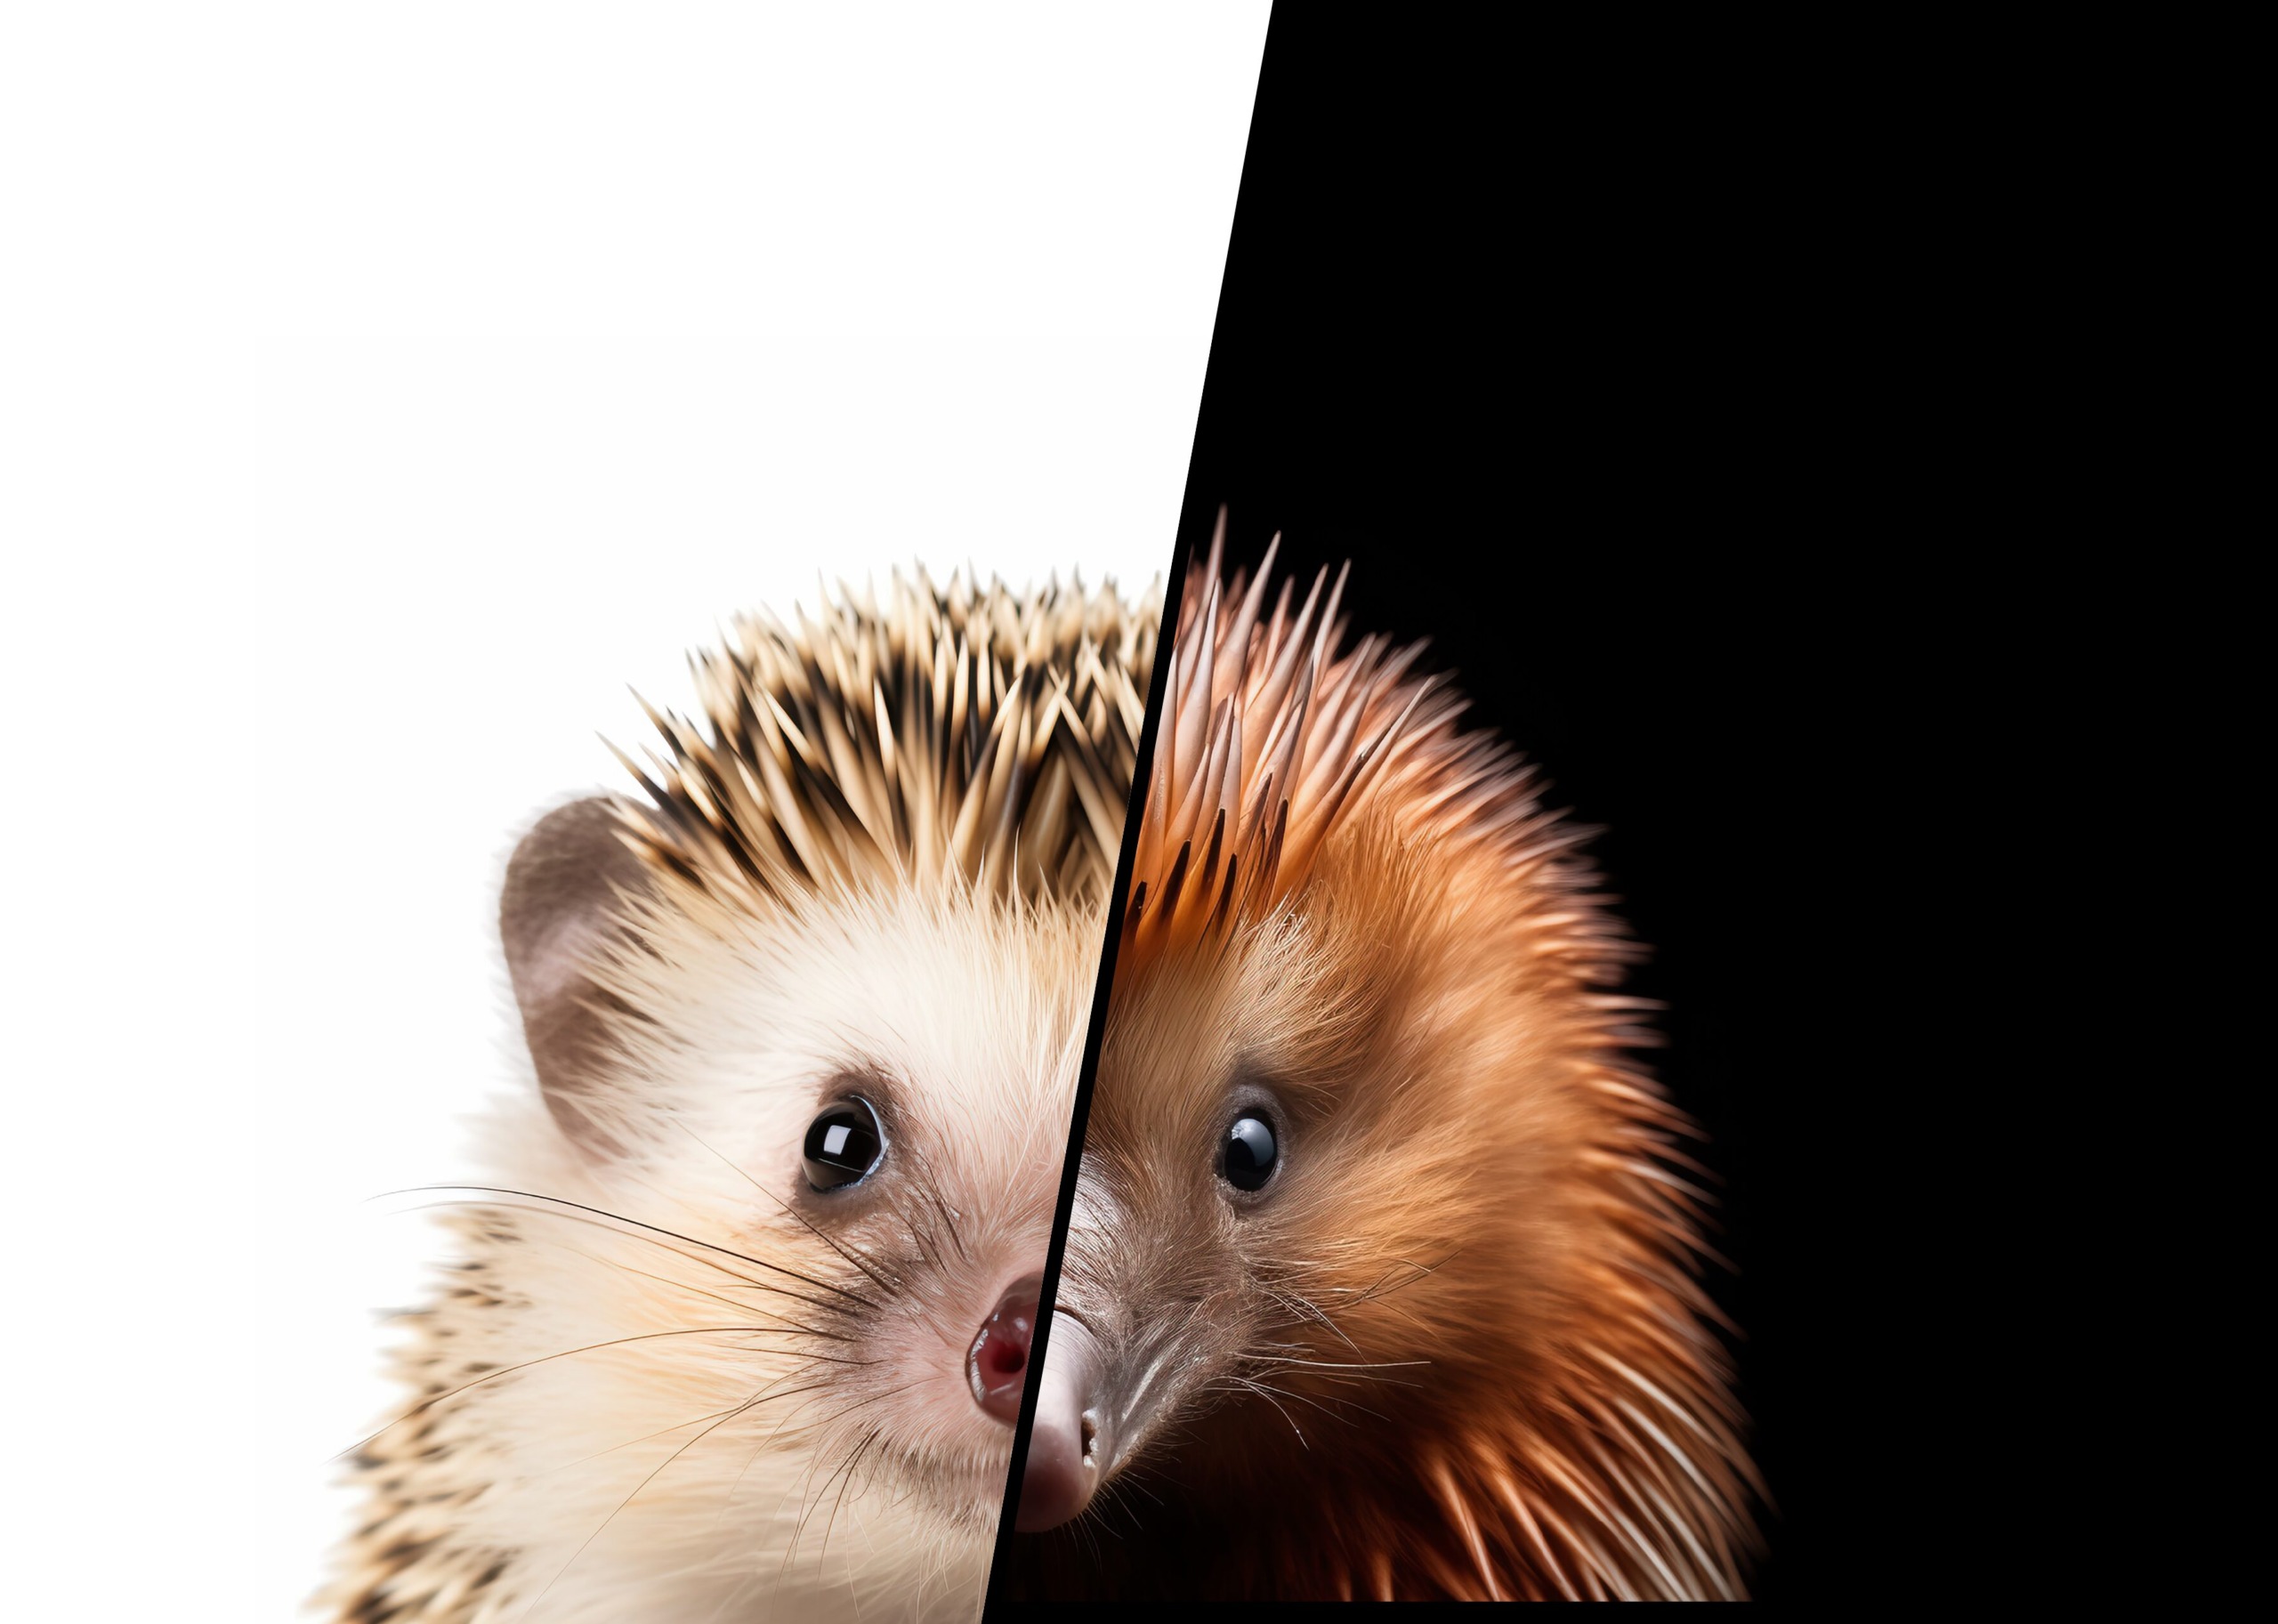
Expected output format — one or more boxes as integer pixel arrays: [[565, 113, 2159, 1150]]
[[327, 570, 1156, 1624], [1009, 526, 1765, 1600]]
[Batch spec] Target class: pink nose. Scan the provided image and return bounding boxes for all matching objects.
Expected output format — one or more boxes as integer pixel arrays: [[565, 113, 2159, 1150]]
[[968, 1279, 1039, 1423]]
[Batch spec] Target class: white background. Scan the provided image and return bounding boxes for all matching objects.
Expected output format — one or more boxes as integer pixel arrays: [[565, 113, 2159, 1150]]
[[2, 5, 1268, 1618]]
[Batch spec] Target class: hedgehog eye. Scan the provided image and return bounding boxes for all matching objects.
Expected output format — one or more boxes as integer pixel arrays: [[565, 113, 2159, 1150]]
[[1220, 1113, 1279, 1192], [803, 1097, 885, 1192]]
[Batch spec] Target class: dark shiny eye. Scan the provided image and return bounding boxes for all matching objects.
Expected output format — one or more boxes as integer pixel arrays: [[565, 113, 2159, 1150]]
[[1221, 1113, 1279, 1192], [803, 1097, 885, 1191]]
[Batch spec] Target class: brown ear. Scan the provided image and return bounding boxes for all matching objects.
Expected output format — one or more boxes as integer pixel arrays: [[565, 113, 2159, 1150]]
[[500, 796, 653, 1153]]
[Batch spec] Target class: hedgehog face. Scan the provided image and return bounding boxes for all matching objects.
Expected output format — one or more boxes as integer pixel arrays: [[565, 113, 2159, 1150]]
[[1008, 544, 1754, 1602], [335, 573, 1160, 1623], [643, 883, 1087, 1515], [455, 828, 1099, 1613], [644, 886, 1086, 1527], [1022, 812, 1575, 1533]]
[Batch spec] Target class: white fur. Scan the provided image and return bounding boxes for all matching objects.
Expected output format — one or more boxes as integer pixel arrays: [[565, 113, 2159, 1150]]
[[336, 878, 1099, 1622]]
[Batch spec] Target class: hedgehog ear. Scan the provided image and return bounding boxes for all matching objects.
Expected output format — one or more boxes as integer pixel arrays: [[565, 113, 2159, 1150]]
[[500, 796, 653, 1156]]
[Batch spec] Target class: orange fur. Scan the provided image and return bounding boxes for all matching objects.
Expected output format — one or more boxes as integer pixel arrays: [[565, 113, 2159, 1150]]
[[1014, 531, 1761, 1600]]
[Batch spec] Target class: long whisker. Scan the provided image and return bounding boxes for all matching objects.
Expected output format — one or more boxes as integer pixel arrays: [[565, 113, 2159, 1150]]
[[336, 1326, 812, 1461], [1259, 1285, 1365, 1354], [1249, 1352, 1431, 1371], [552, 1237, 842, 1329], [400, 1193, 860, 1321], [1250, 1374, 1394, 1426], [1232, 1376, 1308, 1448], [394, 1197, 863, 1322], [393, 1185, 883, 1312]]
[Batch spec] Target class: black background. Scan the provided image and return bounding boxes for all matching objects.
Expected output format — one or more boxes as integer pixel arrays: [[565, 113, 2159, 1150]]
[[1156, 11, 1894, 1602]]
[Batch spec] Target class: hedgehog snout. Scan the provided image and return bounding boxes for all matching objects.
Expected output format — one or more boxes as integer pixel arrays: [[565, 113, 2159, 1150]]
[[968, 1274, 1042, 1425], [1014, 1313, 1105, 1531]]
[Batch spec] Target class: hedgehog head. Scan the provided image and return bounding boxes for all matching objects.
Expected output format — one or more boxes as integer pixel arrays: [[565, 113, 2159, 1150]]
[[1014, 529, 1758, 1602], [376, 571, 1157, 1617]]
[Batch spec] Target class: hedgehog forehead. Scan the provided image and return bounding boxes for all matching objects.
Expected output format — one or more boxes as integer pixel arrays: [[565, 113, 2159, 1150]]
[[1091, 909, 1336, 1147], [1095, 814, 1502, 1167], [751, 886, 1095, 1095], [619, 881, 1099, 1179]]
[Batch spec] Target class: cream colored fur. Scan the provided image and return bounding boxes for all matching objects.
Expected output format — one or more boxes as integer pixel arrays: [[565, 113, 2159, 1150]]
[[328, 883, 1096, 1623], [328, 570, 1153, 1622]]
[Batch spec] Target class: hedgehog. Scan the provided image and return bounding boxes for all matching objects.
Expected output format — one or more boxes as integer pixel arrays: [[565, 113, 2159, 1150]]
[[327, 569, 1157, 1623], [1006, 525, 1765, 1601]]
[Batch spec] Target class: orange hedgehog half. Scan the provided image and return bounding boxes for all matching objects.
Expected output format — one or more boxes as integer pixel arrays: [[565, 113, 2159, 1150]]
[[1009, 517, 1764, 1602]]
